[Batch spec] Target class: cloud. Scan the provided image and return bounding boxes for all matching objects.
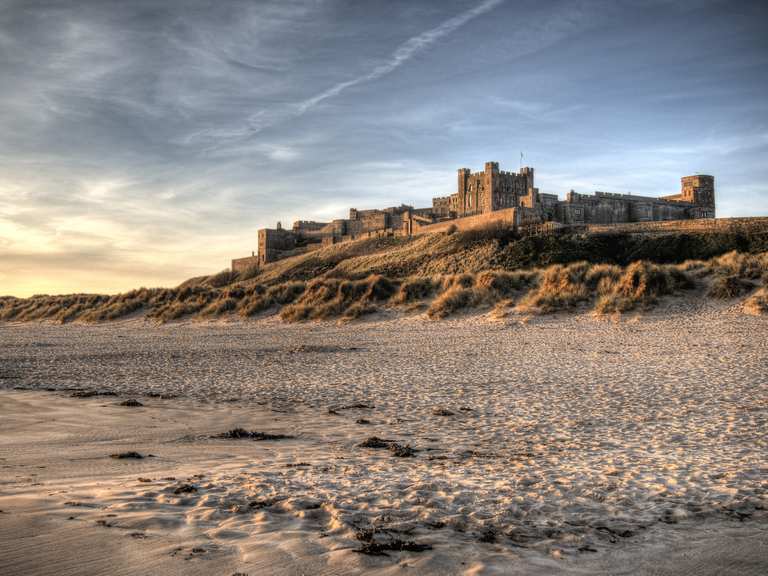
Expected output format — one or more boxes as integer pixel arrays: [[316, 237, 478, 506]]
[[295, 0, 505, 115], [193, 0, 506, 149], [264, 146, 300, 162]]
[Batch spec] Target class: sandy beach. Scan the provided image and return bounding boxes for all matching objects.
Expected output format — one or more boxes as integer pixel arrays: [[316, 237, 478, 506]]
[[1, 303, 766, 575]]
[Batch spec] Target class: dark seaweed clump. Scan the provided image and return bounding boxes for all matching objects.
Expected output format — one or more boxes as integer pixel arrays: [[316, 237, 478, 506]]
[[358, 436, 417, 457], [110, 451, 144, 459], [214, 428, 294, 440], [173, 484, 198, 494], [354, 527, 432, 556], [119, 399, 143, 407]]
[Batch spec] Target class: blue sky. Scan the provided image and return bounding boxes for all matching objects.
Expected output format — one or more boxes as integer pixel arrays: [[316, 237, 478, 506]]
[[1, 0, 766, 296]]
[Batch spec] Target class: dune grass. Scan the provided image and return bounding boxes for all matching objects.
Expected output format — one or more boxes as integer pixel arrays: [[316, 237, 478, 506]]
[[279, 275, 398, 322], [3, 223, 768, 323], [3, 253, 766, 323], [594, 262, 694, 314], [707, 275, 755, 299], [744, 288, 768, 315]]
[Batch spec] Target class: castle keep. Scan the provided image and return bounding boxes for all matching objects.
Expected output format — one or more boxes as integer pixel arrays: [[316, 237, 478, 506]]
[[232, 163, 715, 271]]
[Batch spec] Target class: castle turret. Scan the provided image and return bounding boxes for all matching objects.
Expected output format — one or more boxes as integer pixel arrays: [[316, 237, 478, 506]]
[[457, 168, 470, 194], [520, 166, 535, 191], [681, 175, 715, 218], [483, 162, 499, 213], [457, 168, 471, 214]]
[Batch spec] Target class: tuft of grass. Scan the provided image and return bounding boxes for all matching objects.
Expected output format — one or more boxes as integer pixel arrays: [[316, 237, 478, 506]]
[[426, 285, 476, 319], [441, 273, 475, 290], [147, 285, 217, 322], [206, 269, 239, 288], [489, 298, 515, 320], [585, 263, 623, 290], [153, 299, 209, 322], [677, 259, 710, 278], [201, 297, 239, 317], [237, 265, 260, 282], [280, 275, 396, 322], [595, 262, 693, 314], [238, 295, 272, 317], [392, 277, 436, 304], [708, 251, 768, 279], [744, 288, 768, 315], [343, 302, 378, 320], [475, 270, 537, 297], [516, 262, 591, 313], [361, 274, 397, 302], [267, 281, 306, 304], [280, 278, 344, 322], [78, 288, 160, 322], [707, 275, 754, 299]]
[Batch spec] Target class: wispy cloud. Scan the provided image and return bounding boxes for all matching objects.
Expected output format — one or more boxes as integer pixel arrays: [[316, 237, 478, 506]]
[[296, 0, 505, 115], [192, 0, 505, 149]]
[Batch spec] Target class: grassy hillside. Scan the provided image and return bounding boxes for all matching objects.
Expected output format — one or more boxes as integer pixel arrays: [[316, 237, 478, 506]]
[[3, 222, 768, 323]]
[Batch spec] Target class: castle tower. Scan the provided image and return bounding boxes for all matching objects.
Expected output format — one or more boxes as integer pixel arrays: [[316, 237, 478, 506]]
[[457, 168, 470, 197], [457, 168, 471, 215], [681, 175, 715, 218], [483, 162, 499, 213], [520, 166, 535, 191]]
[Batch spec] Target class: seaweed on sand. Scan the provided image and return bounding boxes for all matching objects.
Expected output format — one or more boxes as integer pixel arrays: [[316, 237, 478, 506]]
[[214, 428, 294, 440]]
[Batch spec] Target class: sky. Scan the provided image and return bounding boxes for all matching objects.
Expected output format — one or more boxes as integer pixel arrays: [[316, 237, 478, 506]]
[[1, 0, 767, 297]]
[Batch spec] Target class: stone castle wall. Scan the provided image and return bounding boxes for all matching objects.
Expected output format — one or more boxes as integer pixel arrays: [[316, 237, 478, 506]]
[[231, 254, 260, 273], [583, 216, 766, 235], [555, 191, 696, 225]]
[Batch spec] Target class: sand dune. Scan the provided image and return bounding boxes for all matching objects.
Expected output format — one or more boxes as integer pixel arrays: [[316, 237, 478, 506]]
[[0, 303, 766, 574]]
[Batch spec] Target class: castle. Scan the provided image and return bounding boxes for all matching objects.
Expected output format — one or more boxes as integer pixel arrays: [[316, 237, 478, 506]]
[[232, 163, 715, 271]]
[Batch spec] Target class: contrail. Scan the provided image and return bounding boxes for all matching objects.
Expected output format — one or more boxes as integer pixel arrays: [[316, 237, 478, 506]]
[[196, 0, 505, 148], [296, 0, 506, 115]]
